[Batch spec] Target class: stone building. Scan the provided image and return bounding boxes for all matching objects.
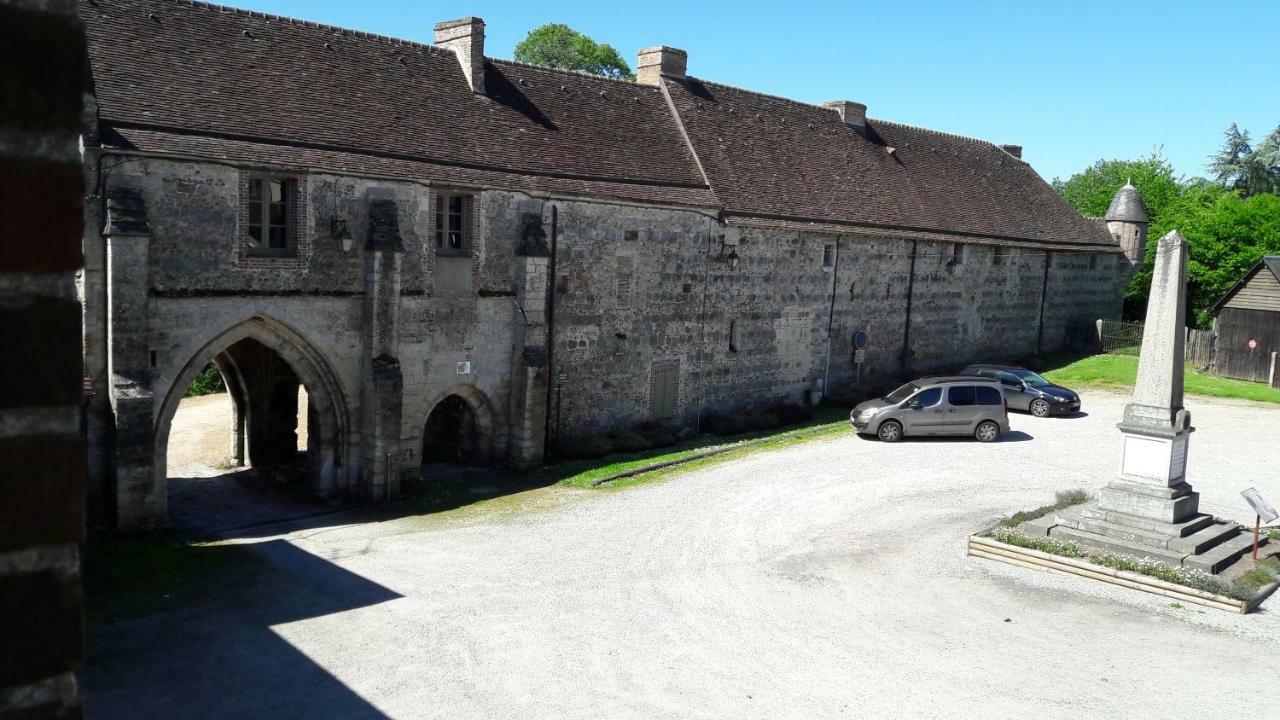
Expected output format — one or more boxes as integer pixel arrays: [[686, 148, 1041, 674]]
[[78, 0, 1145, 530]]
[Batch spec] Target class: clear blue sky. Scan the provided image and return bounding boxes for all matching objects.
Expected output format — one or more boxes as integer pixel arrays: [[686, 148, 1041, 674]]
[[219, 0, 1279, 184]]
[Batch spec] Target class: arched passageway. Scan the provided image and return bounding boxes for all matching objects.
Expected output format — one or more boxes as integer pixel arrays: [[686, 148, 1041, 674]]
[[422, 395, 483, 464], [418, 386, 496, 486], [148, 316, 348, 533]]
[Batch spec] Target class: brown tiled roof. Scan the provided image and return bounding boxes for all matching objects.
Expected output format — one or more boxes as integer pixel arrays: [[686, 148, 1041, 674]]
[[83, 0, 1115, 247], [663, 77, 1117, 248], [82, 0, 716, 207]]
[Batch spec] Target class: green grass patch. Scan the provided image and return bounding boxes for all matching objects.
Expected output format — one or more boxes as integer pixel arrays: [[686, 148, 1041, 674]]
[[83, 536, 266, 621], [999, 489, 1089, 527], [991, 526, 1253, 600], [532, 406, 850, 490], [1042, 353, 1280, 405]]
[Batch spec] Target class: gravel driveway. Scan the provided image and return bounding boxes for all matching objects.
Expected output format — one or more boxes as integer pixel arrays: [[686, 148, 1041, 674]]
[[84, 389, 1280, 719]]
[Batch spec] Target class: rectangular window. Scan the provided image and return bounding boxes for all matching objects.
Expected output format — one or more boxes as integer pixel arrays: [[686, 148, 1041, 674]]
[[948, 386, 977, 406], [434, 191, 472, 254], [1088, 253, 1098, 269], [951, 243, 964, 266], [975, 386, 1003, 405], [247, 176, 292, 253], [617, 256, 633, 308], [993, 246, 1007, 266], [822, 243, 836, 270], [652, 364, 678, 419], [728, 320, 738, 353]]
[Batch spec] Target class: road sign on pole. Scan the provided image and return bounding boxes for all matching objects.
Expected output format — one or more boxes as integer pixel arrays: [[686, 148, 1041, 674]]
[[853, 329, 869, 350]]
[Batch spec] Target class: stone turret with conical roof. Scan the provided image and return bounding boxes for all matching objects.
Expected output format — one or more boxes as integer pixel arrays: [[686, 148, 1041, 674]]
[[1105, 180, 1149, 267]]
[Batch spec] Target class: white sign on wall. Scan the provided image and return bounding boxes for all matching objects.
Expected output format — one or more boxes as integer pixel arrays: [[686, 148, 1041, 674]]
[[456, 361, 472, 375]]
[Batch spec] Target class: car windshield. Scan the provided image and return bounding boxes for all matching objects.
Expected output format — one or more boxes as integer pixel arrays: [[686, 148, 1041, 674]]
[[1011, 370, 1051, 387], [883, 383, 919, 403]]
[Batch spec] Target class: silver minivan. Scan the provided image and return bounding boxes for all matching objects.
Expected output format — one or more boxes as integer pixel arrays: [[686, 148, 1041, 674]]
[[849, 376, 1010, 442]]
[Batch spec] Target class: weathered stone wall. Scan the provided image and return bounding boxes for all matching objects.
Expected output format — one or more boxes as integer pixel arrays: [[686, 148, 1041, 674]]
[[550, 224, 1130, 437], [81, 147, 1129, 525], [1, 0, 87, 716]]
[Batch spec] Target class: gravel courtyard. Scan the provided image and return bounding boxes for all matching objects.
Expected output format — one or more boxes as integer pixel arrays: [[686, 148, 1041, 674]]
[[84, 389, 1280, 719]]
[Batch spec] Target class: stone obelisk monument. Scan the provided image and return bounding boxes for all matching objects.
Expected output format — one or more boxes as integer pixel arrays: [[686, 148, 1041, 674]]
[[1098, 229, 1196, 523], [1040, 230, 1260, 572]]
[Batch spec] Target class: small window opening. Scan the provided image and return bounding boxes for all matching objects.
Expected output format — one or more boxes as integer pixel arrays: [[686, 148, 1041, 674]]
[[434, 192, 472, 254], [1088, 253, 1098, 269], [149, 350, 157, 368], [555, 274, 569, 294], [728, 320, 738, 353], [822, 243, 836, 270], [993, 246, 1007, 266], [624, 230, 639, 242], [951, 243, 964, 265], [246, 176, 293, 253]]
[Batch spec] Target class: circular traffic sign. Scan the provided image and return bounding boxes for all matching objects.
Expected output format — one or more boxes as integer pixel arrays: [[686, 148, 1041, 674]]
[[853, 330, 869, 349]]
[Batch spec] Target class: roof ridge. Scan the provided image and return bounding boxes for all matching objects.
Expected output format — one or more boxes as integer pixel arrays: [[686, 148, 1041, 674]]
[[860, 118, 996, 149], [156, 0, 450, 56], [684, 76, 999, 148], [488, 58, 645, 89]]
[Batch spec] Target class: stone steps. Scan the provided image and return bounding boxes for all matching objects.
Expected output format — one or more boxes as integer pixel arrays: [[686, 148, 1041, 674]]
[[1184, 533, 1268, 574], [1167, 522, 1241, 556], [1048, 525, 1189, 566]]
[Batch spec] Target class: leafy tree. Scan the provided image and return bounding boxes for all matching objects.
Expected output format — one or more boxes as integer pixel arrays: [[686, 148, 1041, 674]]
[[1055, 151, 1280, 326], [184, 362, 225, 397], [1051, 151, 1182, 220], [514, 24, 634, 80], [1208, 123, 1280, 196]]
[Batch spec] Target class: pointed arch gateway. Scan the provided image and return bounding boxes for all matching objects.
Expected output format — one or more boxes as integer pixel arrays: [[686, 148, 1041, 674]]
[[418, 384, 497, 467], [152, 315, 350, 523]]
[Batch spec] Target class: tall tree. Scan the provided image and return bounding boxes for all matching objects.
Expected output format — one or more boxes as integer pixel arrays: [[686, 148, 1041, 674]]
[[514, 24, 634, 80], [1208, 122, 1280, 196]]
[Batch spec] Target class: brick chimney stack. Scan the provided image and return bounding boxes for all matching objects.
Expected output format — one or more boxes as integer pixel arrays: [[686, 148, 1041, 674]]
[[435, 17, 485, 94], [636, 46, 687, 86], [822, 100, 867, 134], [999, 144, 1023, 159]]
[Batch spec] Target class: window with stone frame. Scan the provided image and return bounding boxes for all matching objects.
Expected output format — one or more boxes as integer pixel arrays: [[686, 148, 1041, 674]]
[[434, 190, 475, 255], [245, 175, 297, 255]]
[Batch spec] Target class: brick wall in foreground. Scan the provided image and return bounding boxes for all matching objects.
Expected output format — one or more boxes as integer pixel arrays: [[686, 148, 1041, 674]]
[[0, 0, 87, 717]]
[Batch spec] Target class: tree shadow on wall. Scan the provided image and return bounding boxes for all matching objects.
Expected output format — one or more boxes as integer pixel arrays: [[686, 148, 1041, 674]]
[[82, 538, 401, 720]]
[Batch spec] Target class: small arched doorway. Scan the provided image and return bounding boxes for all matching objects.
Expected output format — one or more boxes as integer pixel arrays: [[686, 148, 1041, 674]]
[[422, 395, 483, 464], [418, 387, 496, 486]]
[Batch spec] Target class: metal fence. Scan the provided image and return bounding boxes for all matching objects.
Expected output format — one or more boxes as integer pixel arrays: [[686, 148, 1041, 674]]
[[1097, 319, 1144, 356], [1095, 319, 1215, 369]]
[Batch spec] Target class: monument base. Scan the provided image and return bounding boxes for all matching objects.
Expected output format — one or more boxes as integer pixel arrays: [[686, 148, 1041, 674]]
[[1018, 501, 1261, 574]]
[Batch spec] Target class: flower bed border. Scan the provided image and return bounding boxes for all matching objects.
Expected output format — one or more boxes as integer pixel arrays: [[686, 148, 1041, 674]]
[[968, 533, 1279, 614]]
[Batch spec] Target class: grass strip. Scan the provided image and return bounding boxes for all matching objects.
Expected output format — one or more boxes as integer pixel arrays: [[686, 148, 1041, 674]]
[[1041, 353, 1280, 405]]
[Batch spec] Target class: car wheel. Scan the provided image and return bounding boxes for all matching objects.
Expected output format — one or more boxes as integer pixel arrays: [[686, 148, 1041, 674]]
[[975, 420, 1000, 443], [1030, 399, 1050, 418], [877, 420, 903, 443]]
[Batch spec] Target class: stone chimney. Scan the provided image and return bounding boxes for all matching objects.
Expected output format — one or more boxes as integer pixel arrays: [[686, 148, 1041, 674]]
[[822, 100, 867, 134], [637, 46, 687, 86], [999, 144, 1023, 159], [435, 17, 485, 94]]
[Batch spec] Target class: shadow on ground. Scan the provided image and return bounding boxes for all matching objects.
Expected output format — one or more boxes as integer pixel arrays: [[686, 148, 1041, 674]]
[[82, 538, 401, 720]]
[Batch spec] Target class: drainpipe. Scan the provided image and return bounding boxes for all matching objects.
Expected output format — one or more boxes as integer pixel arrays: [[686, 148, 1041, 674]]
[[1036, 252, 1052, 356], [900, 240, 918, 375], [542, 205, 558, 462], [822, 239, 840, 398]]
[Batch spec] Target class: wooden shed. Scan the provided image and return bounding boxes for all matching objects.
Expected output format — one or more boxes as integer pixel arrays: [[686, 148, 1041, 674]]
[[1210, 256, 1280, 384]]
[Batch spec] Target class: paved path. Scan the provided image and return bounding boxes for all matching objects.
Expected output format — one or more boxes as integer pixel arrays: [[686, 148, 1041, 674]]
[[85, 389, 1280, 719]]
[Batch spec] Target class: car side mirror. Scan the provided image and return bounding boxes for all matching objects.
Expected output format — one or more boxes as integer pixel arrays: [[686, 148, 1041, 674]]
[[906, 400, 921, 410]]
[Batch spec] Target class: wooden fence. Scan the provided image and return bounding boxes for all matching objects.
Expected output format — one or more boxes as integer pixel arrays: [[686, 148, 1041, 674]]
[[1094, 319, 1275, 385]]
